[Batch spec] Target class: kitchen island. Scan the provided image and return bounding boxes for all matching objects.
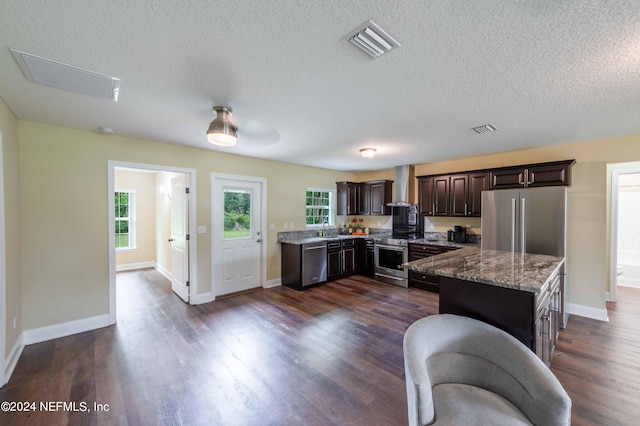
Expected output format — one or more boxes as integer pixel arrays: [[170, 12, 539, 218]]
[[403, 247, 565, 365]]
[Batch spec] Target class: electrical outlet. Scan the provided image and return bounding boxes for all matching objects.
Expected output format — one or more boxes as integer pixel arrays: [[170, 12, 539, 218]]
[[289, 222, 294, 230], [269, 223, 276, 231], [284, 223, 288, 230]]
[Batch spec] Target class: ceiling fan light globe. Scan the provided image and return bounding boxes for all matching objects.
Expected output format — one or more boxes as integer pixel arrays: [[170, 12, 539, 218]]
[[207, 131, 237, 146], [360, 148, 376, 158]]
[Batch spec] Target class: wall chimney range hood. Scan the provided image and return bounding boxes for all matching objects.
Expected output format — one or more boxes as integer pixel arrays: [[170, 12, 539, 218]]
[[387, 165, 416, 207]]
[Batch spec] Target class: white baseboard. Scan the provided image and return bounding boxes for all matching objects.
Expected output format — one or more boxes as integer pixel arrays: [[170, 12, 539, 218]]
[[116, 261, 155, 272], [155, 262, 172, 281], [264, 278, 282, 289], [567, 303, 609, 322], [4, 335, 24, 386], [22, 314, 111, 345]]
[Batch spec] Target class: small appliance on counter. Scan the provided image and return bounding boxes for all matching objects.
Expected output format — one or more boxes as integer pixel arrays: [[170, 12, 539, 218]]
[[447, 226, 469, 243]]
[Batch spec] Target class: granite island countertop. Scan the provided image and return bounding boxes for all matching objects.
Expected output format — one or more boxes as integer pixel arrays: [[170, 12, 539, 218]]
[[403, 247, 565, 294]]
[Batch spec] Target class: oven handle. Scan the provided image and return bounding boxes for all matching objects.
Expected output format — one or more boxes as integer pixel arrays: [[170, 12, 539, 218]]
[[375, 272, 406, 281], [376, 244, 407, 252]]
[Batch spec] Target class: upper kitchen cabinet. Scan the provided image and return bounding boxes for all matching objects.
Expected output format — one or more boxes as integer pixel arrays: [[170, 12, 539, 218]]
[[449, 172, 489, 217], [418, 175, 450, 216], [337, 180, 393, 216], [337, 181, 358, 215], [489, 160, 575, 190], [367, 180, 393, 215]]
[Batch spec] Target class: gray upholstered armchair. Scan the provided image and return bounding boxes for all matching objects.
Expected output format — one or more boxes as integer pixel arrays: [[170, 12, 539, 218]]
[[403, 314, 571, 425]]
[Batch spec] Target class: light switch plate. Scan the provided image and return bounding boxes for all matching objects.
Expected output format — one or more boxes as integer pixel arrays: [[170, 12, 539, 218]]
[[269, 223, 276, 230], [197, 225, 206, 234]]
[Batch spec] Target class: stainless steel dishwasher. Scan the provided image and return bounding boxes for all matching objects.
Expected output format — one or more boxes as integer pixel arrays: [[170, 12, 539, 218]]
[[302, 241, 327, 287]]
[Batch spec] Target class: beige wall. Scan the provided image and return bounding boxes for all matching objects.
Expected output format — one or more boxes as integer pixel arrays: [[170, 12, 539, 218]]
[[19, 121, 353, 329], [0, 98, 21, 357], [114, 170, 157, 267]]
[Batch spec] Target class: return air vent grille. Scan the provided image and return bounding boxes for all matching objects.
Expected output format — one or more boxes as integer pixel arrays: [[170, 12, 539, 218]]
[[342, 20, 400, 59], [10, 49, 120, 101], [472, 123, 498, 134]]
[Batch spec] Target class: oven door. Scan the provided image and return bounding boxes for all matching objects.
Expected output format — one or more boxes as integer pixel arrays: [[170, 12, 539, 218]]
[[374, 244, 408, 287]]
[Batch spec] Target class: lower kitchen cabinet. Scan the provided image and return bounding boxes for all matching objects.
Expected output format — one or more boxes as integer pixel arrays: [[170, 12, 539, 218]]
[[342, 239, 356, 276], [327, 241, 342, 281], [409, 270, 439, 292], [408, 243, 460, 292], [327, 238, 357, 281], [357, 238, 375, 277], [439, 267, 561, 366]]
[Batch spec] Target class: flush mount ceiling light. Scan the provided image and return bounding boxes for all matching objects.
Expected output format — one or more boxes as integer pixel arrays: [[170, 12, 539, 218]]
[[360, 148, 376, 158], [472, 123, 498, 134], [207, 106, 237, 146], [10, 49, 120, 101], [342, 20, 400, 59]]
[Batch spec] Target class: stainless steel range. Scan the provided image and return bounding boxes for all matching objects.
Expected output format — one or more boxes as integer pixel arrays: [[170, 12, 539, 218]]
[[374, 237, 410, 287], [373, 165, 423, 288]]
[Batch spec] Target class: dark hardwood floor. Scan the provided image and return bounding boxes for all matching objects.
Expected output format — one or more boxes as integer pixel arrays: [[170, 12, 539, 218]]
[[1, 270, 638, 425]]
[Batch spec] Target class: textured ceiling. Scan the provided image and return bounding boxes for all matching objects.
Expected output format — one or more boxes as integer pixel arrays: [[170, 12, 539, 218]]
[[1, 1, 640, 172]]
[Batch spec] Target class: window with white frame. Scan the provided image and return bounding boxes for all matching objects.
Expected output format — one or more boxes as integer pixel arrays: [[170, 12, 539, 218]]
[[305, 188, 335, 228], [115, 190, 136, 249]]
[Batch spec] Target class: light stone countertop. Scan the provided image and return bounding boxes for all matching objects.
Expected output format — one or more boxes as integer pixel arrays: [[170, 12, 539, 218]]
[[403, 247, 565, 294]]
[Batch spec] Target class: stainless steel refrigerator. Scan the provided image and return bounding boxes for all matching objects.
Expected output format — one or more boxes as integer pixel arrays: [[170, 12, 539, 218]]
[[481, 187, 568, 327]]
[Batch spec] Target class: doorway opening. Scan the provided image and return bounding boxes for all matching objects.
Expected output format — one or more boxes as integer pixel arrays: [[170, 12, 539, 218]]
[[108, 161, 197, 325], [615, 172, 640, 288], [609, 165, 640, 303]]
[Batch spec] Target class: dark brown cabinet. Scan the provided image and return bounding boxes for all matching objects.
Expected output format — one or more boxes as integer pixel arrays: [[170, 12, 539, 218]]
[[336, 182, 358, 216], [357, 238, 375, 277], [418, 177, 434, 215], [357, 184, 371, 215], [449, 174, 468, 217], [337, 180, 393, 216], [467, 172, 489, 216], [418, 160, 573, 216], [418, 176, 450, 216], [419, 172, 488, 217], [342, 239, 356, 276], [327, 238, 357, 281], [370, 180, 392, 215], [489, 160, 575, 190], [408, 243, 460, 292], [439, 265, 562, 366]]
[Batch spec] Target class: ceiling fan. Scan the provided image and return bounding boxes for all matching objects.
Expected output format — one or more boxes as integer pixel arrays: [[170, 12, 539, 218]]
[[206, 105, 279, 147]]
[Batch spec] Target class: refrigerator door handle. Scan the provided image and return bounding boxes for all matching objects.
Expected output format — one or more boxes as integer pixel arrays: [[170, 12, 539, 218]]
[[511, 198, 517, 252], [521, 198, 526, 253]]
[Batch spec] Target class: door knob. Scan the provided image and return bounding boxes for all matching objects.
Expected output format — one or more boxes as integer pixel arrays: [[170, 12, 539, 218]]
[[256, 239, 263, 243], [168, 238, 174, 242]]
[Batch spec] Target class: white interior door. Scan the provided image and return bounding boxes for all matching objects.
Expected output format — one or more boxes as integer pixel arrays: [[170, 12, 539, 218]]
[[171, 174, 190, 302], [212, 176, 263, 296]]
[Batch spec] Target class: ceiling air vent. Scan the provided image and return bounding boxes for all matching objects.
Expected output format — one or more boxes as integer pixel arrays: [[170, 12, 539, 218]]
[[10, 49, 120, 101], [342, 20, 400, 59], [472, 123, 498, 134]]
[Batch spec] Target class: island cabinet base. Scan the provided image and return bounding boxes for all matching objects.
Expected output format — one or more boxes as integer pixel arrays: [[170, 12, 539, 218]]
[[439, 276, 536, 353]]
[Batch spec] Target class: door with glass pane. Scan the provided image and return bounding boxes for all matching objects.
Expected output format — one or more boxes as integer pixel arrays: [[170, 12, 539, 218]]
[[212, 175, 263, 296]]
